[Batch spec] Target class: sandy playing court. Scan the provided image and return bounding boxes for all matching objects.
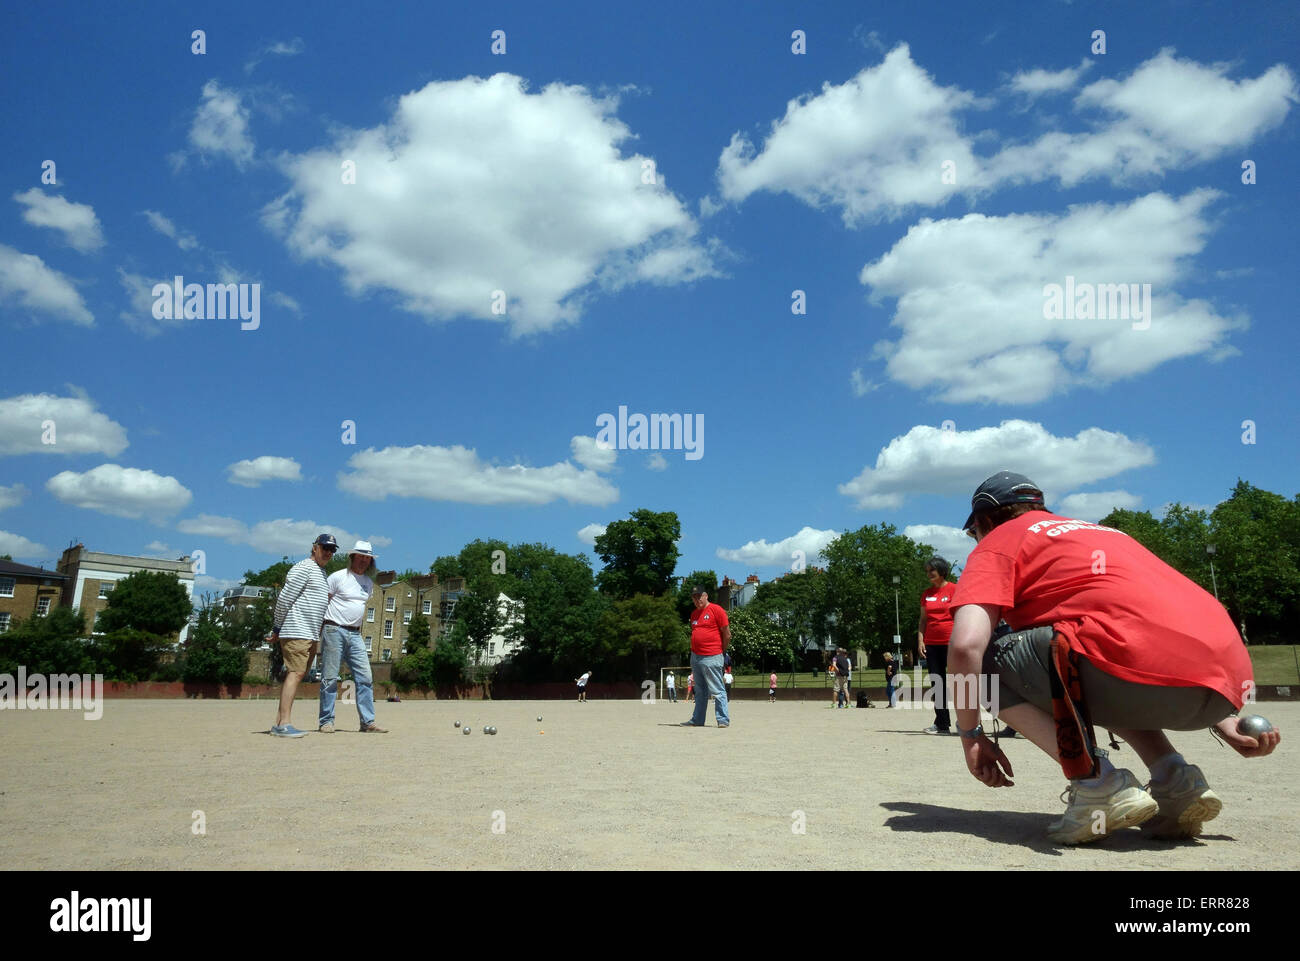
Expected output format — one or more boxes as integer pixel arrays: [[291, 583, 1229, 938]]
[[1, 697, 1295, 870]]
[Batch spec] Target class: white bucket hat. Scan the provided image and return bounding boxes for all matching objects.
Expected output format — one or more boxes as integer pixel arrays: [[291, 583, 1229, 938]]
[[350, 540, 377, 558]]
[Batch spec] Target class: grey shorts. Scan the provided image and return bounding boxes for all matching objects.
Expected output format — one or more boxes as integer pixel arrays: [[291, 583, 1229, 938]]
[[983, 626, 1235, 731]]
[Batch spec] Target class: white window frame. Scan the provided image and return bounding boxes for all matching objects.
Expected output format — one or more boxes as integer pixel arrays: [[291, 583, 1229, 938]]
[[0, 577, 15, 598], [488, 641, 495, 656], [0, 612, 10, 632], [403, 610, 412, 624], [98, 582, 114, 599], [383, 619, 393, 639], [382, 648, 392, 662], [364, 636, 373, 653], [385, 597, 396, 612], [367, 608, 375, 623], [422, 599, 432, 615], [36, 597, 51, 616]]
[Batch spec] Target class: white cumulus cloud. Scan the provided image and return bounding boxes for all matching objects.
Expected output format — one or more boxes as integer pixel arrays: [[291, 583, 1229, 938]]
[[0, 530, 51, 560], [337, 443, 619, 506], [13, 189, 105, 253], [861, 190, 1244, 404], [717, 45, 978, 225], [1007, 60, 1094, 97], [142, 210, 199, 250], [176, 514, 391, 558], [264, 73, 719, 335], [46, 464, 192, 521], [0, 245, 94, 326], [716, 527, 840, 566], [1056, 490, 1142, 522], [0, 393, 127, 456], [226, 455, 303, 487], [576, 523, 607, 546], [571, 435, 617, 473], [902, 524, 974, 568], [182, 80, 255, 169], [838, 420, 1155, 511], [0, 483, 27, 510]]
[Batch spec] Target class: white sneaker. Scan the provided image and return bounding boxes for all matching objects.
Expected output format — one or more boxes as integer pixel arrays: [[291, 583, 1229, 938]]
[[1047, 768, 1158, 844], [1145, 764, 1222, 839]]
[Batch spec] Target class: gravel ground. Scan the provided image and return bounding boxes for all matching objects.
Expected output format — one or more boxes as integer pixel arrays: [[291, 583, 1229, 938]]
[[0, 698, 1294, 870]]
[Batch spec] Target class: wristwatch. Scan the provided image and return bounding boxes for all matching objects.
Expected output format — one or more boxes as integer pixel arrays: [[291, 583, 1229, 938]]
[[957, 723, 984, 739]]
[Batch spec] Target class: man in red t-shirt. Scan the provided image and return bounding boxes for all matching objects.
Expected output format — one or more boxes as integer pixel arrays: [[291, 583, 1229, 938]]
[[681, 586, 731, 728], [946, 471, 1280, 845]]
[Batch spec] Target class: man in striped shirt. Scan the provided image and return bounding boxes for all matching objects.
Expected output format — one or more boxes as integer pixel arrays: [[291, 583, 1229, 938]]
[[269, 533, 336, 738]]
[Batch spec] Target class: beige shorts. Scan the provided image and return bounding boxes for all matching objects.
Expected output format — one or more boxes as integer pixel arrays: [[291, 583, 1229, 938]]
[[280, 637, 315, 674], [833, 675, 848, 694]]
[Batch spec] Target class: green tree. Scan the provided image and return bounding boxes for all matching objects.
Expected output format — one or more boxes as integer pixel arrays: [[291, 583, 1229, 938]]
[[406, 612, 431, 653], [97, 570, 192, 637], [823, 524, 933, 655], [243, 558, 293, 588], [1098, 508, 1174, 562], [594, 593, 689, 680], [88, 629, 172, 682], [431, 555, 461, 580], [748, 569, 832, 663], [449, 588, 504, 663], [0, 607, 93, 675], [181, 604, 248, 684], [1209, 481, 1300, 639], [594, 509, 680, 599], [727, 606, 794, 672]]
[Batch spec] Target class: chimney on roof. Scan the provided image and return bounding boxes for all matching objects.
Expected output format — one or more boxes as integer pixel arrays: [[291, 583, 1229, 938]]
[[746, 574, 759, 583]]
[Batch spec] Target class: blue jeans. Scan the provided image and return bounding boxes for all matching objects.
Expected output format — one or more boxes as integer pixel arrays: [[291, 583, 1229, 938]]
[[688, 652, 729, 726], [318, 625, 375, 727]]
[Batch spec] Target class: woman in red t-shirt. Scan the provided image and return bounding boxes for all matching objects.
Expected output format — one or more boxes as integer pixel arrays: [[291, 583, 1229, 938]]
[[917, 557, 958, 733]]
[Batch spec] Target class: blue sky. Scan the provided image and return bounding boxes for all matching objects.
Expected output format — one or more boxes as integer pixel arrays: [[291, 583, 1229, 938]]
[[1, 0, 1296, 598]]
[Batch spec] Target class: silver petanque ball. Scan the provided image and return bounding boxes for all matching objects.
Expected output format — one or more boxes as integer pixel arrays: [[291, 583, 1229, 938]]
[[463, 726, 472, 735], [454, 720, 461, 728], [537, 716, 543, 722], [1237, 715, 1274, 738], [489, 726, 498, 735]]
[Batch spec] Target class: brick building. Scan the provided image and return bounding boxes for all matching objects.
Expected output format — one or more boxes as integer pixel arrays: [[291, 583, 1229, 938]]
[[0, 559, 69, 633], [56, 544, 196, 643]]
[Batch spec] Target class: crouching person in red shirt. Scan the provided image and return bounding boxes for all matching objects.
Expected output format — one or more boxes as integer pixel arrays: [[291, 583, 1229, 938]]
[[947, 471, 1281, 845]]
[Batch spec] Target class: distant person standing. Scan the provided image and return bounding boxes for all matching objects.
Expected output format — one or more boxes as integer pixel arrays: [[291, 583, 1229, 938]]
[[268, 534, 336, 738], [681, 587, 730, 728], [919, 558, 958, 734], [833, 648, 851, 708], [666, 671, 677, 703], [576, 670, 592, 702], [724, 651, 734, 699], [769, 672, 778, 703], [318, 540, 387, 734], [686, 672, 695, 700], [884, 652, 900, 708]]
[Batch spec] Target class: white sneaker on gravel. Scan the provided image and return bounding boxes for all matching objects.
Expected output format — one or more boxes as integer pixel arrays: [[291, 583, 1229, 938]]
[[1047, 768, 1158, 844], [1144, 763, 1222, 839]]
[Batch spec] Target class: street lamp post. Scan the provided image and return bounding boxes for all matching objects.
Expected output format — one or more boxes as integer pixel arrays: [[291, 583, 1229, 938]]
[[891, 575, 902, 661], [1206, 544, 1220, 603]]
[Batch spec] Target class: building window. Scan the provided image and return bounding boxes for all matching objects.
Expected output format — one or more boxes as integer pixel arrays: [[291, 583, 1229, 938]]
[[422, 599, 432, 615], [383, 619, 393, 639], [36, 597, 51, 616], [0, 612, 9, 632], [366, 608, 375, 623], [382, 648, 392, 662], [0, 577, 14, 597], [98, 582, 115, 599], [364, 636, 373, 653], [406, 590, 412, 598], [385, 597, 396, 612], [489, 642, 495, 656], [403, 610, 412, 624]]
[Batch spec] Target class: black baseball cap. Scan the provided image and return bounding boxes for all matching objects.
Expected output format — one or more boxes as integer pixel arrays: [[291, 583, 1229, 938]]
[[314, 534, 340, 550], [690, 586, 707, 596], [963, 471, 1045, 531]]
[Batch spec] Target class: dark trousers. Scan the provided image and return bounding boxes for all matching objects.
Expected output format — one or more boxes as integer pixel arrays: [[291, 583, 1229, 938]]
[[928, 644, 951, 729]]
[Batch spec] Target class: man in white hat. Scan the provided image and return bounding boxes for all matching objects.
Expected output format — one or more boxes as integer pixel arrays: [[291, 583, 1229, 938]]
[[318, 540, 388, 733]]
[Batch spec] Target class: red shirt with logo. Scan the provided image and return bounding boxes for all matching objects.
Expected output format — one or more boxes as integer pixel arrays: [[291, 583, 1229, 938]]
[[951, 512, 1252, 708], [690, 602, 729, 656], [921, 581, 959, 646]]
